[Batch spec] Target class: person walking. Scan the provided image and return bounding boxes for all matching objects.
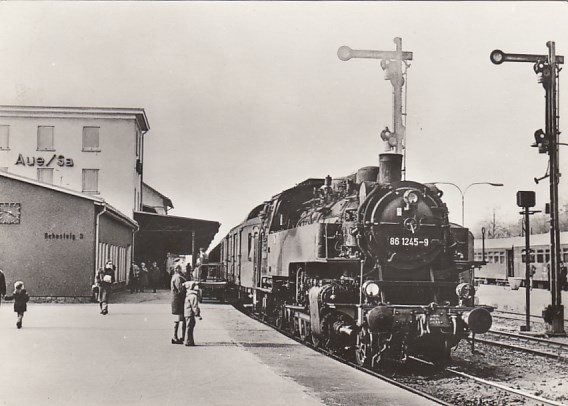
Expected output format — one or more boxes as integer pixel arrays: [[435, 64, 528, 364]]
[[97, 261, 115, 315], [183, 280, 202, 346], [0, 269, 6, 307], [171, 265, 187, 344], [5, 281, 29, 328], [149, 261, 161, 293]]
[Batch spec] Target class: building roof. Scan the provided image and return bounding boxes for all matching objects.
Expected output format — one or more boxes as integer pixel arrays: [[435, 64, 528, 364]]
[[475, 231, 568, 249], [142, 182, 174, 210], [0, 170, 137, 229], [0, 105, 150, 132], [133, 211, 220, 253]]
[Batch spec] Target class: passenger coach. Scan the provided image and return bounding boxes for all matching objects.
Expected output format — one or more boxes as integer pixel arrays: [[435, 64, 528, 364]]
[[474, 232, 568, 289]]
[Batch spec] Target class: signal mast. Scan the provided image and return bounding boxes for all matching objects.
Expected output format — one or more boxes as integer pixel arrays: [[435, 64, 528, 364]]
[[338, 37, 412, 180], [491, 42, 565, 336]]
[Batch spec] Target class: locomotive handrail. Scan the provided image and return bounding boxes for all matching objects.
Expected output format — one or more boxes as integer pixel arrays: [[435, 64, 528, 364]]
[[375, 281, 461, 286], [371, 221, 439, 227]]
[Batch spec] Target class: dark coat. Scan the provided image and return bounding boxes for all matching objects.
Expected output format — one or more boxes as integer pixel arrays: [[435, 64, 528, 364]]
[[170, 273, 186, 315], [149, 265, 162, 283], [97, 268, 115, 290], [0, 271, 6, 296], [6, 289, 29, 313]]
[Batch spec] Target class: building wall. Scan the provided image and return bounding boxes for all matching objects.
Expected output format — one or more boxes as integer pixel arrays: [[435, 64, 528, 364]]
[[142, 184, 168, 215], [0, 110, 144, 219], [98, 214, 134, 285], [0, 176, 96, 296]]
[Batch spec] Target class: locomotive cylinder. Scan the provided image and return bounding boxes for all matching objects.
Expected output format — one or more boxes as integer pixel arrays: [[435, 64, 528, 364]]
[[366, 305, 394, 333], [378, 153, 403, 184]]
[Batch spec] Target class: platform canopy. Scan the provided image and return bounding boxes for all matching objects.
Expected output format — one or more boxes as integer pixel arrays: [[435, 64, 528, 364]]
[[133, 211, 220, 263]]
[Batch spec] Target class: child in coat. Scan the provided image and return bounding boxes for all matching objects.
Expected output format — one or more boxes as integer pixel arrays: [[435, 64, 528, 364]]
[[5, 281, 29, 329]]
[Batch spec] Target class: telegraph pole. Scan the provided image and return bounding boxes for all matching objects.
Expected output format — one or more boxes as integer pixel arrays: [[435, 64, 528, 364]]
[[491, 42, 566, 335]]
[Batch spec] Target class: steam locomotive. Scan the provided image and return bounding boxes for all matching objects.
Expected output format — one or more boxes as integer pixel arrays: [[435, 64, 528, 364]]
[[212, 38, 492, 368], [212, 154, 492, 367]]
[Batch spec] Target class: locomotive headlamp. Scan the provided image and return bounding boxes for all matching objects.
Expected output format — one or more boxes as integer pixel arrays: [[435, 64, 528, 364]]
[[403, 190, 419, 206], [456, 283, 474, 300], [362, 281, 380, 298]]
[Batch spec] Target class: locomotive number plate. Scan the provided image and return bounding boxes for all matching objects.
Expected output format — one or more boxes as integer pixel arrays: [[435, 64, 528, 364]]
[[429, 311, 451, 327], [387, 237, 430, 247]]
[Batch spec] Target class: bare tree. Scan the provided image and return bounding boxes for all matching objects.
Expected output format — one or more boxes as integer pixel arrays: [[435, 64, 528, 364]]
[[472, 200, 568, 239]]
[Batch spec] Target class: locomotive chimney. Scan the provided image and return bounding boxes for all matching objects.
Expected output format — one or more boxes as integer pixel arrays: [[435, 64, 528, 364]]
[[378, 153, 402, 184]]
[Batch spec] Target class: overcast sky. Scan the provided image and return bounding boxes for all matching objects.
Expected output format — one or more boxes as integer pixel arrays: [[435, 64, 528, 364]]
[[1, 1, 567, 248]]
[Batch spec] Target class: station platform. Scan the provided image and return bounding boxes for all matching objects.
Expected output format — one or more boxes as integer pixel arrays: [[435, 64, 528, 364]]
[[0, 290, 436, 406]]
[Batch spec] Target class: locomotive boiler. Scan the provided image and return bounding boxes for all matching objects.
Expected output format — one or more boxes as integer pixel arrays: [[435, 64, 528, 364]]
[[215, 38, 492, 367]]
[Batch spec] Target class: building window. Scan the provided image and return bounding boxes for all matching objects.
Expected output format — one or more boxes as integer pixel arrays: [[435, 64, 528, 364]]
[[82, 127, 100, 151], [136, 130, 140, 157], [0, 126, 9, 150], [37, 126, 54, 151], [37, 168, 54, 184], [82, 169, 99, 193]]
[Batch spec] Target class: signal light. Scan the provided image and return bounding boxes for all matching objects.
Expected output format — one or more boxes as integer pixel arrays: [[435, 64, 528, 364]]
[[380, 127, 397, 147], [533, 61, 553, 88], [490, 50, 505, 65], [532, 129, 550, 153]]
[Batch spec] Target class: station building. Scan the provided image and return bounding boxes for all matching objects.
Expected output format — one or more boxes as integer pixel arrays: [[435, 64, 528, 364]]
[[0, 105, 219, 299]]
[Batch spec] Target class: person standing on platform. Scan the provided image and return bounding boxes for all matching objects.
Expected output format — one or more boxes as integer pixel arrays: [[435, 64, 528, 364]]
[[171, 265, 186, 344], [561, 263, 568, 291], [97, 261, 115, 315], [185, 262, 193, 281], [183, 281, 202, 346], [139, 262, 149, 293], [5, 281, 29, 328], [129, 263, 141, 293], [149, 261, 161, 293], [0, 269, 6, 307]]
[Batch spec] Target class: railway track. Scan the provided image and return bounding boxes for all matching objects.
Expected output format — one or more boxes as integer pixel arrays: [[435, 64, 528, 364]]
[[241, 306, 568, 405], [241, 308, 452, 406], [409, 356, 567, 406], [477, 329, 568, 361]]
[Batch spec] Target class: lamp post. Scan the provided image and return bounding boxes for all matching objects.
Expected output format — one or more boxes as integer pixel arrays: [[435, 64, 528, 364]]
[[432, 182, 504, 226]]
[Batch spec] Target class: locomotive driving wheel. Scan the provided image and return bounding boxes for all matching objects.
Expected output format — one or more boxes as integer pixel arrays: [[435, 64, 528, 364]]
[[355, 327, 372, 368], [430, 338, 452, 369]]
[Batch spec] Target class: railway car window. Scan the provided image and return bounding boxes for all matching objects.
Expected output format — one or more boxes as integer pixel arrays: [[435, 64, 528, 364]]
[[499, 253, 505, 264], [248, 233, 252, 261], [537, 251, 544, 263]]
